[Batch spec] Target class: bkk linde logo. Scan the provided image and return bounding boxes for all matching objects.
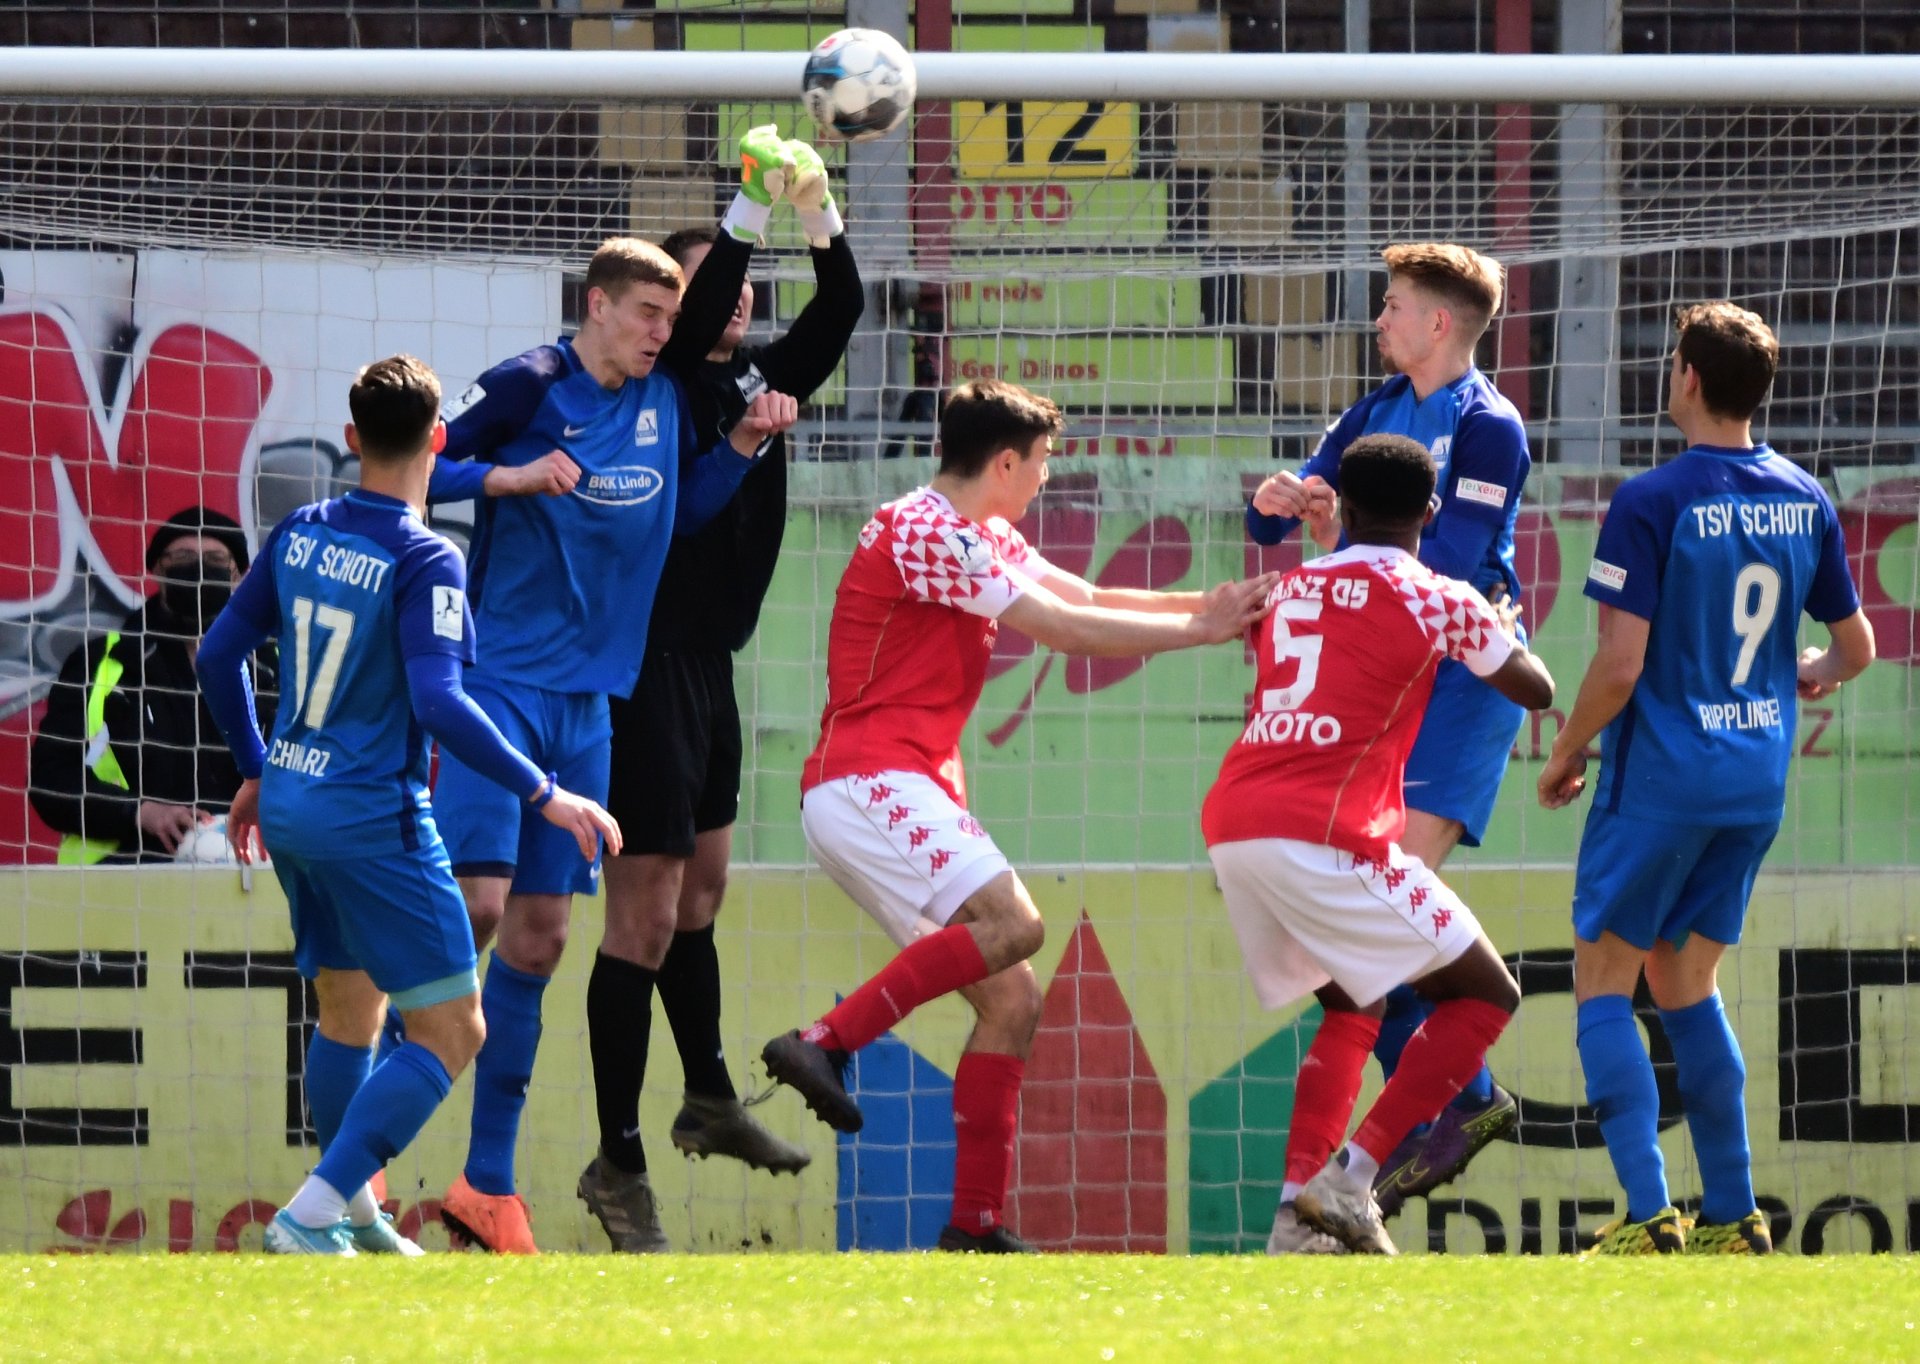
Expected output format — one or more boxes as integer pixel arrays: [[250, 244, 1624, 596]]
[[574, 464, 663, 507]]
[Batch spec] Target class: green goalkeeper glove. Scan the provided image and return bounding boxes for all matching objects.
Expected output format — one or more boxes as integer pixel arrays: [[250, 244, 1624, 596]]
[[782, 137, 844, 248], [721, 123, 793, 242]]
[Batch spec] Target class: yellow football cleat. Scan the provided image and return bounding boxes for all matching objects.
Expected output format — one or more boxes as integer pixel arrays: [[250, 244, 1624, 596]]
[[1682, 1211, 1772, 1255], [1583, 1206, 1686, 1255]]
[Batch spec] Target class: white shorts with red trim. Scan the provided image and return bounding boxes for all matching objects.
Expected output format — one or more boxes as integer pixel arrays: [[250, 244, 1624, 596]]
[[801, 771, 1011, 947], [1207, 836, 1481, 1010]]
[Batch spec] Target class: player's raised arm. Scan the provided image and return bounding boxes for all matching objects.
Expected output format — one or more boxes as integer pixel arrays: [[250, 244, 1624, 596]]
[[659, 125, 791, 374], [752, 137, 865, 400]]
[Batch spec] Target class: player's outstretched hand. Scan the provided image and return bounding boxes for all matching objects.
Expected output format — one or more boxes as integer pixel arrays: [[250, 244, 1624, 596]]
[[728, 391, 801, 456], [1796, 645, 1839, 700], [1194, 573, 1280, 644], [738, 123, 796, 205], [541, 787, 623, 862], [224, 778, 265, 864], [487, 449, 580, 498], [1537, 748, 1588, 810]]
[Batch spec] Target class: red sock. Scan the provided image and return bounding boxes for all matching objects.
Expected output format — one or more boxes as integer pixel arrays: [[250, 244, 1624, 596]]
[[808, 923, 991, 1054], [1353, 998, 1511, 1164], [950, 1051, 1024, 1232], [1284, 1009, 1381, 1186]]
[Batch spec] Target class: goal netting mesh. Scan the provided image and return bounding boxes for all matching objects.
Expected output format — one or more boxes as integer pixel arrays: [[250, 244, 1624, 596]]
[[2, 53, 1915, 1256]]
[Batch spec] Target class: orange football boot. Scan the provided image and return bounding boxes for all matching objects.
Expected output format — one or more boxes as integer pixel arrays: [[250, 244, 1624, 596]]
[[440, 1173, 539, 1254]]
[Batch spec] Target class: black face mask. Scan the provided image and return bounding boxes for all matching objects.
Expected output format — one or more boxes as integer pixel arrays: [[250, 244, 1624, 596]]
[[158, 557, 235, 634]]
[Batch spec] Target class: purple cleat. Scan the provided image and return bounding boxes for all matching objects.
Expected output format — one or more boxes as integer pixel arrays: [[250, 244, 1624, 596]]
[[1373, 1084, 1517, 1218]]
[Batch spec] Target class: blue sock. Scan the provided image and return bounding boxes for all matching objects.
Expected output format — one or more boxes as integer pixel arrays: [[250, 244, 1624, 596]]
[[313, 1042, 452, 1201], [1372, 985, 1426, 1080], [1577, 994, 1669, 1222], [304, 1032, 374, 1152], [1452, 1063, 1496, 1110], [1659, 992, 1754, 1224], [377, 1006, 407, 1067], [466, 953, 549, 1196]]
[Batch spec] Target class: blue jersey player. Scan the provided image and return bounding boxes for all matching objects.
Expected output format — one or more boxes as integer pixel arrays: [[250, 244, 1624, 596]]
[[422, 210, 801, 1251], [196, 356, 621, 1255], [1539, 303, 1874, 1255], [1246, 242, 1528, 1215]]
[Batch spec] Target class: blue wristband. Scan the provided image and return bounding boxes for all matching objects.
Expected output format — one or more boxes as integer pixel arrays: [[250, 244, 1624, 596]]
[[528, 772, 558, 809]]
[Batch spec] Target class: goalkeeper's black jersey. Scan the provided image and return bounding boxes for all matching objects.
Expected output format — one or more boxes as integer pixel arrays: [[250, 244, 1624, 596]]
[[647, 233, 864, 657]]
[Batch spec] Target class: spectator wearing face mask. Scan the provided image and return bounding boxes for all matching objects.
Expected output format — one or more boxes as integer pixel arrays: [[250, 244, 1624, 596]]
[[29, 507, 280, 864]]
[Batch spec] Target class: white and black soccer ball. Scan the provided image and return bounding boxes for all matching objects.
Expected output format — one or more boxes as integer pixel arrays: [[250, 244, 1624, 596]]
[[802, 28, 917, 143]]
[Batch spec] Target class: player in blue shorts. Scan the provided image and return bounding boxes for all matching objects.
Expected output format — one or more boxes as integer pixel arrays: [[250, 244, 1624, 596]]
[[1539, 302, 1874, 1255], [420, 138, 801, 1252], [1247, 242, 1528, 1217], [196, 355, 620, 1255]]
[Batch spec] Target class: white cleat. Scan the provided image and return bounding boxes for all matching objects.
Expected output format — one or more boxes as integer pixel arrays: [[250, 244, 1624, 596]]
[[1295, 1162, 1398, 1255], [1267, 1202, 1350, 1255], [349, 1212, 426, 1256]]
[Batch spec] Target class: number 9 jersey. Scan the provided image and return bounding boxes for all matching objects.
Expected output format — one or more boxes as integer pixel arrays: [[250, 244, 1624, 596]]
[[1580, 443, 1860, 824], [222, 490, 476, 859], [1202, 544, 1516, 863]]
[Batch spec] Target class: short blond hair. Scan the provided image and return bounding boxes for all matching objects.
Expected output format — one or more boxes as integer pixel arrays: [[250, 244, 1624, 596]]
[[1382, 242, 1506, 339], [584, 236, 683, 301]]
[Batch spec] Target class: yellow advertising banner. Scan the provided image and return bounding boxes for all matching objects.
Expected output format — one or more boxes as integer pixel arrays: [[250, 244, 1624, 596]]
[[2, 865, 1913, 1255]]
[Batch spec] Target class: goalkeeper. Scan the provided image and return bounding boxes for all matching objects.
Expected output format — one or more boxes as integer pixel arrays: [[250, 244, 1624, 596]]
[[580, 129, 865, 1253], [1246, 243, 1529, 1222]]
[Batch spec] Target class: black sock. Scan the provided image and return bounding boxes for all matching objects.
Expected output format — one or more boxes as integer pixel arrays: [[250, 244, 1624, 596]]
[[657, 924, 736, 1101], [587, 950, 656, 1173]]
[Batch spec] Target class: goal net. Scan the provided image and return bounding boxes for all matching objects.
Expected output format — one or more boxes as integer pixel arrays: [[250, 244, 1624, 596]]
[[1, 39, 1915, 1256]]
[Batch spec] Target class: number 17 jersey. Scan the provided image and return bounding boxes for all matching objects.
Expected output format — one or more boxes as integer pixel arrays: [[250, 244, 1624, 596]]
[[224, 490, 476, 859], [1202, 544, 1515, 862], [1581, 444, 1859, 825]]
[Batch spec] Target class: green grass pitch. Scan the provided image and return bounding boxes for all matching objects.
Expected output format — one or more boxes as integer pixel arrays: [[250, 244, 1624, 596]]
[[2, 1254, 1915, 1362]]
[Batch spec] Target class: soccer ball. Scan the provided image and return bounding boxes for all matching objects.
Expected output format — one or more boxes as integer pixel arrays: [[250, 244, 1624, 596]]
[[802, 28, 917, 143], [174, 815, 239, 866]]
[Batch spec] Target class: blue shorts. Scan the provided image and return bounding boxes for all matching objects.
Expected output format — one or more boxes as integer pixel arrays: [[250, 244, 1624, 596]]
[[275, 838, 478, 1009], [434, 678, 611, 897], [1571, 806, 1779, 950], [1403, 655, 1527, 847]]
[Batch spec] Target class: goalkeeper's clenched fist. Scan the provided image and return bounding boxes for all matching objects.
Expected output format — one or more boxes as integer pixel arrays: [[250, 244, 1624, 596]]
[[719, 125, 845, 248]]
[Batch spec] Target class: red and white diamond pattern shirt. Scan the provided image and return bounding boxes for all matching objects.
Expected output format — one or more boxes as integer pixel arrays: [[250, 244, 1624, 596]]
[[1202, 544, 1515, 860], [803, 487, 1052, 806]]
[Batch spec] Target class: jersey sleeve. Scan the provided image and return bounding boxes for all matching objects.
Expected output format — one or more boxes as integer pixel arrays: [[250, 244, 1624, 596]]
[[1584, 477, 1667, 620], [392, 538, 477, 665], [1804, 487, 1863, 623], [433, 349, 556, 472], [890, 509, 1028, 620], [988, 518, 1056, 584], [224, 521, 283, 635], [1435, 579, 1518, 676], [1386, 564, 1516, 678], [1421, 409, 1530, 579]]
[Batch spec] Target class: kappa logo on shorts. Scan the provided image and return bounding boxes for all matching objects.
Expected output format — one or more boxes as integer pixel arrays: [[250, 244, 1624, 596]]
[[907, 826, 934, 850], [929, 849, 955, 874], [867, 782, 897, 806], [886, 804, 913, 829]]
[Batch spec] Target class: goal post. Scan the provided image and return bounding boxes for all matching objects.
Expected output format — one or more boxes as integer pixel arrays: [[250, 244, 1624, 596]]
[[1, 48, 1915, 1257]]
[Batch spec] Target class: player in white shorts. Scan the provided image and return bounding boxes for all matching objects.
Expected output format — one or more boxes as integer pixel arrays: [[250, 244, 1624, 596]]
[[761, 378, 1274, 1253], [1203, 433, 1554, 1256]]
